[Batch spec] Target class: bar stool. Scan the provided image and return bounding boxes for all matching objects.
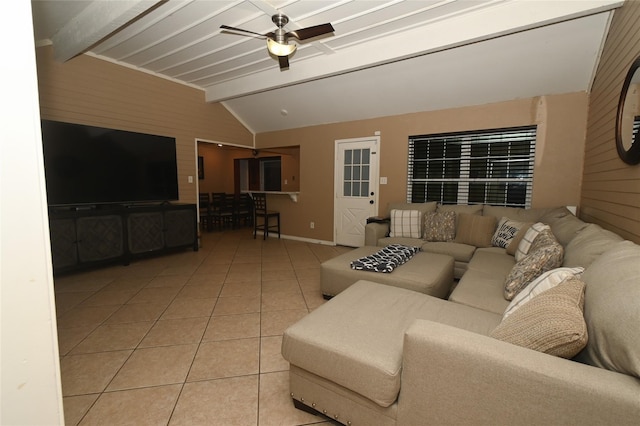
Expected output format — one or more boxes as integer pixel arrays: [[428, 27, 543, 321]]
[[252, 193, 280, 239]]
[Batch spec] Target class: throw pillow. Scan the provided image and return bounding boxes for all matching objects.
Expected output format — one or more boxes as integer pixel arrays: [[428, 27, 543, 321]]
[[514, 222, 549, 262], [503, 267, 584, 319], [388, 209, 422, 238], [423, 211, 456, 242], [574, 241, 640, 379], [491, 277, 588, 359], [504, 233, 564, 301], [491, 217, 527, 248], [506, 222, 533, 256], [454, 213, 496, 248]]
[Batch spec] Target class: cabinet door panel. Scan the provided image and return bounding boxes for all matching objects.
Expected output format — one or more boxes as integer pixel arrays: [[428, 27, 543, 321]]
[[76, 215, 124, 262], [128, 212, 164, 254], [49, 218, 78, 268], [164, 209, 196, 248]]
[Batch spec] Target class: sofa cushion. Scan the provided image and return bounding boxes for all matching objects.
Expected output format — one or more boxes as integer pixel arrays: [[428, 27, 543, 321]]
[[389, 209, 422, 238], [282, 280, 500, 408], [563, 223, 624, 268], [420, 241, 476, 263], [503, 267, 584, 319], [515, 222, 549, 262], [491, 277, 588, 358], [482, 205, 556, 223], [504, 231, 564, 301], [575, 241, 640, 379], [423, 211, 456, 242], [454, 213, 496, 248], [544, 213, 589, 247], [437, 203, 483, 228], [491, 217, 528, 248]]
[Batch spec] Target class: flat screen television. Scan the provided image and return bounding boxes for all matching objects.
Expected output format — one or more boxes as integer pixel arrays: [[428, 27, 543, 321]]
[[41, 120, 179, 207]]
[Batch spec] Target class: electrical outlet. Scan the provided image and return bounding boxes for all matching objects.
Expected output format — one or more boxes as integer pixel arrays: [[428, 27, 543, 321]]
[[310, 221, 315, 229]]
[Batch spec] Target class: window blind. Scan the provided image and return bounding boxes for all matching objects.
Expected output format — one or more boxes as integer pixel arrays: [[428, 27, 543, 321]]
[[407, 126, 537, 207]]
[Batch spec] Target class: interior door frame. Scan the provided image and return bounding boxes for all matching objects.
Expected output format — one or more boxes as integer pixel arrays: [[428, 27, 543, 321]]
[[333, 135, 381, 245]]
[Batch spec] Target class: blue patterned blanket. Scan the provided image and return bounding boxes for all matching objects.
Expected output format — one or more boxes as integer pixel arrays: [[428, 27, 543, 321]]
[[350, 244, 420, 273]]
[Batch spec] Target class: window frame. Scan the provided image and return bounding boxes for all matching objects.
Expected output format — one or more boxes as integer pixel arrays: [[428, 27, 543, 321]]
[[407, 126, 537, 208]]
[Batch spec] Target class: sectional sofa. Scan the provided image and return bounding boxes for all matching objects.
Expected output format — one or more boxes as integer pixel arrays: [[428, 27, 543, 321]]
[[281, 202, 640, 425]]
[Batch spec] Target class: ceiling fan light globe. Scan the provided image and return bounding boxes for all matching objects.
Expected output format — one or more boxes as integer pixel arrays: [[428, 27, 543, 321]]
[[267, 38, 296, 57]]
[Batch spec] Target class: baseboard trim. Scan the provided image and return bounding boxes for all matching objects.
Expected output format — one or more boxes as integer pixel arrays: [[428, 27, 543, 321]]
[[254, 231, 335, 246]]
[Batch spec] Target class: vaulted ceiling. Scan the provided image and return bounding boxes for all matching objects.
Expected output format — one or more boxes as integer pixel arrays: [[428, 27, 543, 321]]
[[31, 0, 623, 133]]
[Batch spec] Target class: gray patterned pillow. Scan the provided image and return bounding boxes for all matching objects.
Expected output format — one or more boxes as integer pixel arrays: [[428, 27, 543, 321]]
[[423, 211, 456, 242], [504, 231, 564, 300]]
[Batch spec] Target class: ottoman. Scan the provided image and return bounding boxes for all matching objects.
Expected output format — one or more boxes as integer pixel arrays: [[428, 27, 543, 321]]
[[321, 246, 454, 298]]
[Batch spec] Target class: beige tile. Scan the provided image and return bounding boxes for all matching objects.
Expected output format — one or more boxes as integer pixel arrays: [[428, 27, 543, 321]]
[[55, 292, 94, 317], [220, 280, 261, 297], [262, 269, 298, 282], [105, 302, 168, 324], [303, 289, 328, 311], [261, 260, 294, 272], [127, 287, 180, 305], [176, 283, 222, 299], [261, 279, 301, 295], [55, 277, 113, 293], [63, 394, 99, 426], [56, 305, 121, 329], [258, 371, 324, 426], [79, 384, 181, 426], [79, 290, 138, 307], [187, 338, 259, 381], [60, 351, 132, 396], [70, 321, 154, 354], [202, 313, 260, 341], [294, 267, 321, 281], [139, 317, 208, 347], [145, 275, 189, 288], [261, 310, 309, 337], [57, 324, 97, 356], [170, 376, 258, 426], [262, 292, 307, 312], [99, 276, 151, 292], [213, 295, 261, 316], [260, 336, 289, 373], [107, 344, 197, 391], [158, 264, 199, 276], [226, 263, 261, 282], [160, 297, 216, 319]]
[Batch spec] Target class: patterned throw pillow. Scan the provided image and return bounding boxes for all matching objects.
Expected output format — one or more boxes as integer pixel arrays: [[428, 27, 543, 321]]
[[504, 231, 564, 301], [503, 267, 584, 319], [423, 211, 456, 242], [492, 277, 588, 359], [514, 222, 550, 262], [491, 217, 527, 248], [389, 209, 422, 238]]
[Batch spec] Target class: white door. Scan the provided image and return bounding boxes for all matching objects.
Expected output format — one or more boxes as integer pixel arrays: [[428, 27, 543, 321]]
[[334, 137, 380, 247]]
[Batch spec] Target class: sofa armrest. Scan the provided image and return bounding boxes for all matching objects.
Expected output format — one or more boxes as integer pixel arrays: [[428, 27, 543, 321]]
[[364, 221, 389, 246], [398, 320, 640, 425]]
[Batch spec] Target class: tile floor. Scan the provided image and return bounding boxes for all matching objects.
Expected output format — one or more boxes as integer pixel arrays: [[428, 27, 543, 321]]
[[55, 228, 353, 425]]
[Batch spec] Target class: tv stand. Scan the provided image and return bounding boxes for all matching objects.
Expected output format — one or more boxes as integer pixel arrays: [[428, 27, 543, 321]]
[[48, 203, 198, 275]]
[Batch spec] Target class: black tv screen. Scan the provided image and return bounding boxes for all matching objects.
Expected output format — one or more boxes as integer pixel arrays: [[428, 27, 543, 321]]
[[41, 120, 179, 206]]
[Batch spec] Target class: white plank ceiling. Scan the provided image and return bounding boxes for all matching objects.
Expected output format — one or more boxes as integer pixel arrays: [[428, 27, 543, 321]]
[[31, 0, 623, 133]]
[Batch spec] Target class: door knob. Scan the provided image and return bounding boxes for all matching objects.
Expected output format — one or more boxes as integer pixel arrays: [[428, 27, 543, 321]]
[[369, 200, 374, 204], [370, 192, 374, 196]]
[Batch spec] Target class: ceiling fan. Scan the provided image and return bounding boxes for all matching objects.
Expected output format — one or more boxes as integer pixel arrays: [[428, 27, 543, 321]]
[[221, 14, 334, 70]]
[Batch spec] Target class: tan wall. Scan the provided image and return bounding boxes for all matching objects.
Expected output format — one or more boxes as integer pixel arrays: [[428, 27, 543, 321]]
[[35, 46, 253, 205], [257, 92, 589, 242], [582, 0, 640, 244]]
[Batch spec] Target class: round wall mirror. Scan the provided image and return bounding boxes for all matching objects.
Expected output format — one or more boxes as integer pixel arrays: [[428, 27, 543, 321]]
[[616, 56, 640, 165]]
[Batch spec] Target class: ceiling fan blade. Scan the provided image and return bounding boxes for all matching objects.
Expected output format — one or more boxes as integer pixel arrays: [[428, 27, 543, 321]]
[[278, 55, 290, 71], [287, 23, 334, 41], [220, 25, 266, 39]]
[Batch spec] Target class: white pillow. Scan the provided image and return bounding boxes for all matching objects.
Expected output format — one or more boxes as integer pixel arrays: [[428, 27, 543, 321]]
[[515, 222, 550, 262], [503, 266, 584, 319], [491, 217, 527, 248], [389, 209, 422, 238]]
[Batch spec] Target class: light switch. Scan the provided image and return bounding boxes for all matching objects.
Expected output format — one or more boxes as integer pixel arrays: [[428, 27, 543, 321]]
[[380, 177, 388, 184], [188, 176, 193, 183]]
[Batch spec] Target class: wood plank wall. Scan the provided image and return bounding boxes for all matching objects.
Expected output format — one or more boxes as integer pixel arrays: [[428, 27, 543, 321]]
[[583, 0, 640, 243], [35, 46, 253, 205]]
